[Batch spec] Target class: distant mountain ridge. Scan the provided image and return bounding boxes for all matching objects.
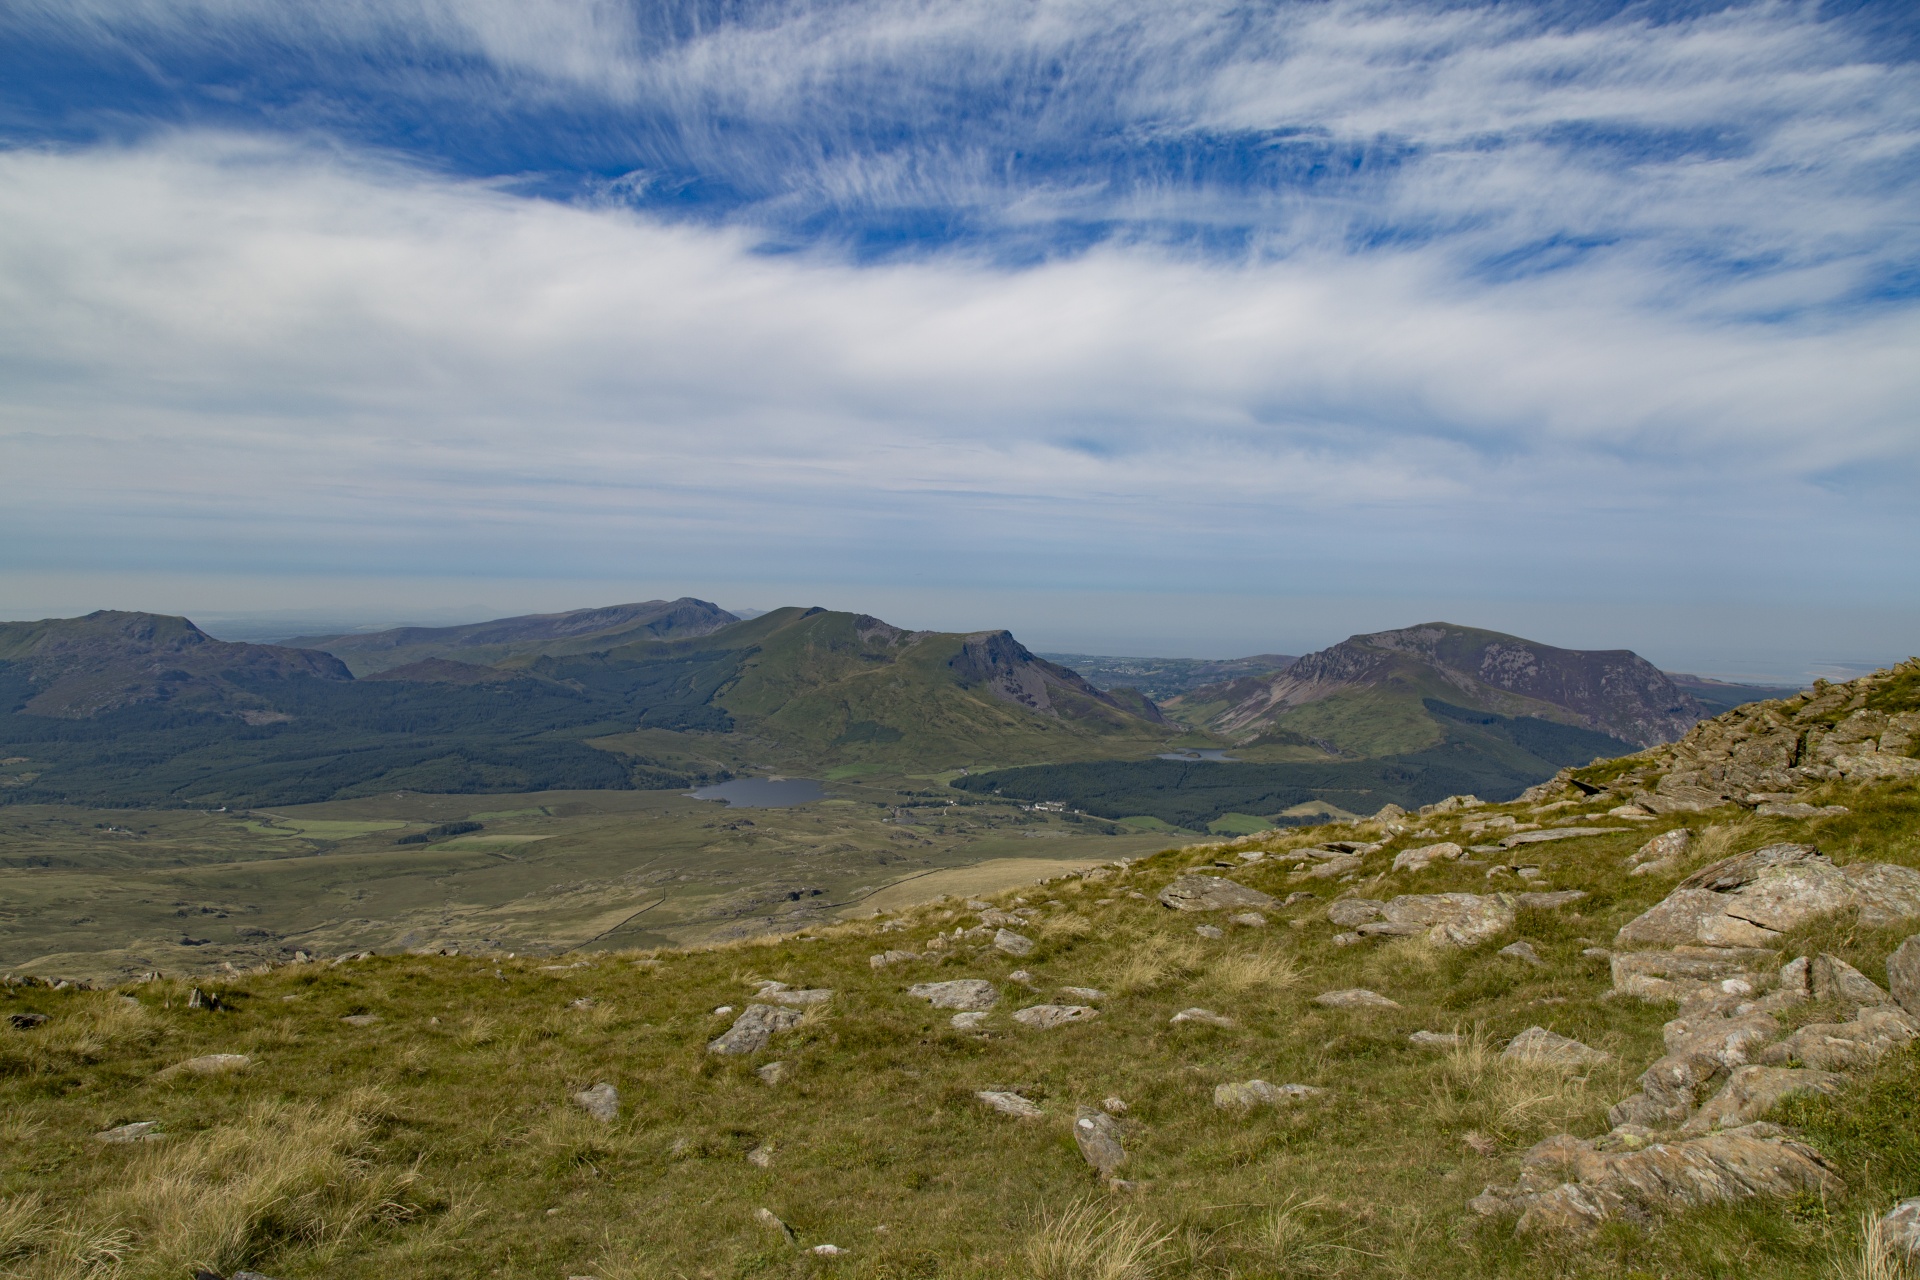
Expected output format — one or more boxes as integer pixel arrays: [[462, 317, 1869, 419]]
[[286, 598, 739, 675], [1185, 622, 1707, 751]]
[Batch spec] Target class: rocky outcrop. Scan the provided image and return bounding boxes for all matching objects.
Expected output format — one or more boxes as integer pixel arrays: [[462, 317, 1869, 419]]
[[1615, 845, 1920, 948], [908, 980, 999, 1011], [1158, 875, 1280, 912], [708, 1004, 804, 1055], [947, 630, 1166, 722]]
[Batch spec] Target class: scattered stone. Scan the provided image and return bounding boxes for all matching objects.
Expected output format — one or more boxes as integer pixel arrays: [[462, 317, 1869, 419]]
[[754, 1207, 797, 1243], [870, 950, 920, 969], [1501, 1027, 1609, 1069], [1227, 912, 1267, 927], [1058, 986, 1106, 1001], [567, 997, 597, 1010], [1376, 893, 1517, 947], [1330, 932, 1363, 946], [573, 1082, 619, 1122], [1891, 935, 1920, 1017], [1680, 1065, 1844, 1133], [811, 1244, 844, 1256], [340, 1013, 381, 1027], [1409, 1030, 1463, 1049], [1012, 1004, 1098, 1029], [1194, 925, 1225, 940], [8, 1012, 48, 1029], [1314, 989, 1399, 1009], [1008, 970, 1035, 985], [951, 1011, 989, 1030], [1213, 1080, 1324, 1109], [754, 982, 834, 1007], [1158, 875, 1280, 913], [713, 1006, 734, 1015], [1616, 844, 1920, 948], [747, 1143, 776, 1168], [707, 1004, 805, 1055], [1102, 1096, 1128, 1115], [1463, 1131, 1499, 1156], [1502, 827, 1622, 847], [756, 1061, 788, 1085], [1169, 1007, 1235, 1027], [1500, 941, 1545, 966], [966, 899, 992, 910], [1283, 892, 1317, 906], [1293, 855, 1363, 879], [1811, 953, 1892, 1011], [1394, 842, 1464, 872], [976, 1090, 1044, 1118], [908, 979, 999, 1010], [994, 929, 1036, 957], [179, 1053, 251, 1074], [1327, 899, 1385, 927], [1884, 1198, 1920, 1262], [1073, 1106, 1127, 1174], [94, 1120, 161, 1143], [1755, 802, 1849, 818], [1515, 890, 1588, 910], [1581, 947, 1611, 959]]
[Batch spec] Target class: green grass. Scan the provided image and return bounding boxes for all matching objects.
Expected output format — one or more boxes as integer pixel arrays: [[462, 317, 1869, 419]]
[[1204, 812, 1276, 835], [4, 776, 1918, 1278]]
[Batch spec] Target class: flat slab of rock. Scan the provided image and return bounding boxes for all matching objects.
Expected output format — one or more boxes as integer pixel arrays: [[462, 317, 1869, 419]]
[[1616, 844, 1920, 948], [1502, 1027, 1608, 1068], [1158, 875, 1279, 913], [1394, 842, 1463, 872], [951, 1011, 989, 1030], [1314, 989, 1399, 1009], [1810, 953, 1890, 1010], [1759, 1005, 1919, 1070], [1499, 941, 1544, 966], [573, 1081, 619, 1122], [754, 982, 834, 1006], [1501, 827, 1624, 846], [1377, 893, 1515, 948], [1892, 934, 1920, 1017], [976, 1090, 1044, 1117], [178, 1053, 251, 1074], [1073, 1106, 1127, 1174], [1409, 1030, 1463, 1049], [1327, 899, 1385, 927], [870, 950, 920, 969], [908, 979, 999, 1010], [1012, 1004, 1097, 1029], [708, 1004, 805, 1055], [340, 1013, 382, 1027], [1514, 890, 1587, 910], [1057, 986, 1106, 1001], [993, 929, 1036, 957], [1169, 1007, 1236, 1027], [95, 1120, 162, 1143], [1213, 1080, 1324, 1108]]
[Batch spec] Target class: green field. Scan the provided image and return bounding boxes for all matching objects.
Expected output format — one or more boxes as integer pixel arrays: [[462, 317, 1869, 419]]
[[0, 780, 1178, 983]]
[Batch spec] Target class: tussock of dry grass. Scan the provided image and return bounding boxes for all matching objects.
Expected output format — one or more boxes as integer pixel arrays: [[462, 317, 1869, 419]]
[[0, 993, 157, 1077], [1429, 1026, 1602, 1143], [1206, 944, 1301, 995], [1833, 1212, 1918, 1280], [1101, 931, 1207, 994], [1024, 1199, 1172, 1280]]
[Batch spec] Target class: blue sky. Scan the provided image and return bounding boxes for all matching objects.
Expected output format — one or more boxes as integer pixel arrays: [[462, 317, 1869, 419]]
[[1, 0, 1917, 677]]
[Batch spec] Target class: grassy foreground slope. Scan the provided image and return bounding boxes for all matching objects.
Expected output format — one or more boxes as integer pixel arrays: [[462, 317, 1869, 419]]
[[5, 671, 1919, 1279]]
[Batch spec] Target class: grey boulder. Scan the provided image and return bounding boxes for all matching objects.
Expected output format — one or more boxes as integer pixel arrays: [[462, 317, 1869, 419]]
[[1012, 1004, 1098, 1029], [573, 1082, 619, 1123], [1615, 844, 1920, 948], [1502, 1027, 1609, 1069], [1072, 1106, 1127, 1174], [1213, 1080, 1324, 1109], [907, 979, 999, 1010], [708, 1004, 805, 1055], [1158, 875, 1280, 913]]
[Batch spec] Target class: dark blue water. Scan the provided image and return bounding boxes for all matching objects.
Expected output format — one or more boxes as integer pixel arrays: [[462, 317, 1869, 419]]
[[690, 778, 826, 807]]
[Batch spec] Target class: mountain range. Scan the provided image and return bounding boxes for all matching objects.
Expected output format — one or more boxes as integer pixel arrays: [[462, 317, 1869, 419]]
[[0, 603, 1789, 820]]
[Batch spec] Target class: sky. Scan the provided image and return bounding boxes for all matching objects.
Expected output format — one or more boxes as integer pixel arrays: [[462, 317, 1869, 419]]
[[1, 0, 1917, 679]]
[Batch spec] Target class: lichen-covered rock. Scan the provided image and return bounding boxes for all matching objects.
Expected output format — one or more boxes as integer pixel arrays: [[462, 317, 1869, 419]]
[[907, 979, 999, 1010], [1628, 828, 1693, 877], [1616, 845, 1920, 948], [1313, 989, 1399, 1009], [1810, 954, 1891, 1011], [707, 1004, 805, 1055], [1375, 893, 1515, 948], [976, 1090, 1044, 1117], [1759, 1005, 1920, 1071], [993, 929, 1036, 957], [1679, 1065, 1843, 1133], [1326, 899, 1385, 928], [1890, 935, 1920, 1017], [1158, 875, 1280, 913], [1012, 1004, 1098, 1029], [1393, 843, 1463, 872], [1213, 1080, 1324, 1109], [1072, 1106, 1127, 1174], [1502, 1027, 1608, 1069]]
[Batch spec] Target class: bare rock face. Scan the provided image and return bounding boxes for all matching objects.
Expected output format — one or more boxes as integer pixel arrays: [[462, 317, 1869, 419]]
[[907, 980, 999, 1011], [1502, 1027, 1609, 1069], [1374, 893, 1515, 948], [1889, 935, 1920, 1017], [1615, 845, 1920, 948], [1158, 875, 1280, 913], [1679, 1066, 1843, 1134], [1810, 954, 1891, 1011], [1072, 1106, 1127, 1174], [1609, 946, 1775, 1001], [1485, 1126, 1842, 1236], [708, 1004, 805, 1055]]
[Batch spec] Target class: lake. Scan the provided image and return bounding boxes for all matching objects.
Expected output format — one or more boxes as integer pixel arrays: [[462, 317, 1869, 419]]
[[689, 777, 827, 808]]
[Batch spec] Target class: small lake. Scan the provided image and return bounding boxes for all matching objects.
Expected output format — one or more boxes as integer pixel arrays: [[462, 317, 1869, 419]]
[[689, 777, 826, 808], [1156, 749, 1239, 762]]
